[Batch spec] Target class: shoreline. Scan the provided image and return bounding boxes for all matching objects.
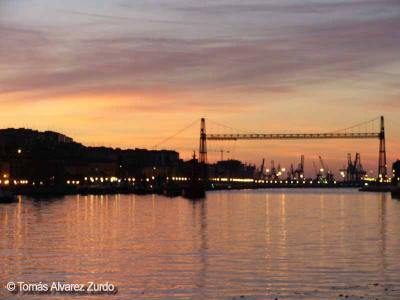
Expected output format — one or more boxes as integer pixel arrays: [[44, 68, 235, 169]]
[[1, 181, 391, 199]]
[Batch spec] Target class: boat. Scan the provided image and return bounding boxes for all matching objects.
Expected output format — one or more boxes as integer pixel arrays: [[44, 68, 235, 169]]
[[182, 152, 206, 200], [0, 189, 18, 203], [163, 181, 183, 197], [391, 184, 400, 200], [389, 160, 400, 199], [182, 182, 205, 199], [359, 184, 393, 192]]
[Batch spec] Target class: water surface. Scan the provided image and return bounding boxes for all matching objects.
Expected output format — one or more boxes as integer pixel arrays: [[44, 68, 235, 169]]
[[1, 189, 400, 299]]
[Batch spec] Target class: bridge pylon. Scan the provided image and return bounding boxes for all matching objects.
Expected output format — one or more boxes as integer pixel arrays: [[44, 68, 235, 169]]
[[378, 116, 387, 179], [199, 118, 207, 164]]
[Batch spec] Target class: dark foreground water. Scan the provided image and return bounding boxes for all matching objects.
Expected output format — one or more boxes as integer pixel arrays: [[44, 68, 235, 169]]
[[1, 189, 400, 299]]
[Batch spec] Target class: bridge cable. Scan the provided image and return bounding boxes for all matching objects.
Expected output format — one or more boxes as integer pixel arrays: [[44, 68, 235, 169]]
[[207, 119, 248, 133], [151, 119, 199, 149], [209, 117, 381, 135], [327, 116, 380, 134]]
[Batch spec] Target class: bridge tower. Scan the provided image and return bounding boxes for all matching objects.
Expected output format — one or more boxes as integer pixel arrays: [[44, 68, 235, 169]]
[[378, 116, 387, 179], [199, 118, 207, 164]]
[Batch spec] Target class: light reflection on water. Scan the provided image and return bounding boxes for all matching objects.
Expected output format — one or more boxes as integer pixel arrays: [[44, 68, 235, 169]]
[[1, 189, 400, 299]]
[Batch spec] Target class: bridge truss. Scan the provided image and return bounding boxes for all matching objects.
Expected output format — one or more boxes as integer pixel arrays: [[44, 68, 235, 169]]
[[200, 117, 387, 178]]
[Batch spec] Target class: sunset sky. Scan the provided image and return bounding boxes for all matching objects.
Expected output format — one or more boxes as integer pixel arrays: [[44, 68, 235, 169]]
[[1, 0, 399, 175]]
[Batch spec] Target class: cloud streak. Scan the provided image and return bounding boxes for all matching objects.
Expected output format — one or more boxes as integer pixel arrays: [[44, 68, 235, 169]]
[[0, 0, 399, 167], [1, 0, 399, 101]]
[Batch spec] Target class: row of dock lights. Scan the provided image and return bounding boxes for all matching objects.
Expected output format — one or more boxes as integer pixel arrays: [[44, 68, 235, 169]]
[[210, 178, 338, 185], [65, 177, 192, 184], [167, 177, 188, 181], [83, 176, 123, 183], [66, 180, 80, 185], [0, 180, 32, 185], [0, 173, 30, 185], [378, 173, 392, 183], [0, 174, 393, 187], [27, 176, 391, 186], [66, 177, 127, 184], [65, 177, 166, 184]]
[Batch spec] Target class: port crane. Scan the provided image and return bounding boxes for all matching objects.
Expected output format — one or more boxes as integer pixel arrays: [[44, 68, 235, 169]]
[[268, 160, 278, 180], [294, 155, 305, 179], [318, 156, 335, 183], [258, 158, 265, 179], [289, 164, 295, 180], [313, 161, 323, 181], [287, 155, 305, 180], [340, 153, 367, 182], [208, 149, 230, 161]]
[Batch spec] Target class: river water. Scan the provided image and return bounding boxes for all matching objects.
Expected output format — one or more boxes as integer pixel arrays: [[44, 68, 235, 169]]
[[1, 189, 400, 299]]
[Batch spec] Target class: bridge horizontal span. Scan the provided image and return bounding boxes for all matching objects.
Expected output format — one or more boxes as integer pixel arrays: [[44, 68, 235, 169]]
[[206, 132, 380, 141]]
